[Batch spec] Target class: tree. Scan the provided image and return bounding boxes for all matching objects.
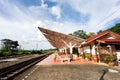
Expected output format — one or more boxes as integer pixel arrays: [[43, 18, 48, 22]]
[[69, 30, 88, 39], [97, 30, 103, 34], [109, 23, 120, 34], [87, 32, 95, 38], [69, 30, 96, 39], [1, 39, 19, 51]]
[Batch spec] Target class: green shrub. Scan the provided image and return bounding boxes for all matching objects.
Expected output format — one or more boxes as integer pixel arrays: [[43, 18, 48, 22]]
[[86, 56, 94, 60], [81, 54, 85, 59], [104, 56, 116, 63], [2, 51, 12, 56], [17, 50, 23, 55]]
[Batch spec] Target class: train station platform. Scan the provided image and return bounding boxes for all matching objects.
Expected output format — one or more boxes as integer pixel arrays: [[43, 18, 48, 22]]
[[36, 54, 95, 65]]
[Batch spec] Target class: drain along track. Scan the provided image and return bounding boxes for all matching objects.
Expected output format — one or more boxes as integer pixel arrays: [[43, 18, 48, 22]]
[[0, 53, 52, 80]]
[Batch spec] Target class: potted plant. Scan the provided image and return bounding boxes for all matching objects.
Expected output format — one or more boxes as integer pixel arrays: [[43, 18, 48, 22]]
[[86, 56, 94, 61], [81, 54, 85, 59], [104, 56, 116, 66]]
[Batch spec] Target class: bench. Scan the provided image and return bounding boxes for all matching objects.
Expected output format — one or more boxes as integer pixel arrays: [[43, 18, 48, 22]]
[[57, 53, 71, 63]]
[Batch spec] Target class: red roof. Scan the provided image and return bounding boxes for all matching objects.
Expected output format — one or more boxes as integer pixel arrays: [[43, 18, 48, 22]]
[[86, 30, 120, 44], [86, 30, 110, 43]]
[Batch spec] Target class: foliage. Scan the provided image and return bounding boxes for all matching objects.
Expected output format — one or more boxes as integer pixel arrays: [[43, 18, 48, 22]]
[[109, 23, 120, 34], [104, 56, 116, 63], [81, 54, 85, 59], [87, 32, 95, 38], [98, 23, 120, 34], [40, 48, 57, 53], [0, 50, 12, 56], [86, 56, 94, 60], [0, 38, 46, 57], [69, 23, 120, 39], [0, 49, 44, 57], [1, 39, 19, 51], [97, 30, 103, 34], [69, 30, 95, 39], [0, 39, 19, 56], [0, 46, 56, 57]]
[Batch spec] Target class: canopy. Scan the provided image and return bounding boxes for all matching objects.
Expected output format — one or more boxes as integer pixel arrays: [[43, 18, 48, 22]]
[[38, 27, 84, 49]]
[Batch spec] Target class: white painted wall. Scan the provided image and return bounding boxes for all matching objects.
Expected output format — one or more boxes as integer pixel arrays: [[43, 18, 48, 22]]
[[83, 46, 90, 53], [116, 51, 120, 66], [92, 45, 96, 55], [116, 51, 120, 60]]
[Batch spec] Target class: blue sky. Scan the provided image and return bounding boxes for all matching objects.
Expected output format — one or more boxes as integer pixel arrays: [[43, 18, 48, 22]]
[[0, 0, 120, 50]]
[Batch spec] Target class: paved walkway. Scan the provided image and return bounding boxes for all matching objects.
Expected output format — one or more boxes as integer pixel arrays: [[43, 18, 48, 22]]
[[36, 54, 96, 65], [36, 54, 55, 65], [36, 54, 120, 72]]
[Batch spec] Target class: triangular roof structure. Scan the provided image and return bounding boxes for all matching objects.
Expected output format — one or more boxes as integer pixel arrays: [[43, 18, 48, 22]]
[[38, 27, 84, 49], [84, 30, 120, 45]]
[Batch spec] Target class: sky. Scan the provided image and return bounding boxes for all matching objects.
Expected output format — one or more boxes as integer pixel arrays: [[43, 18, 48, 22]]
[[0, 0, 120, 50]]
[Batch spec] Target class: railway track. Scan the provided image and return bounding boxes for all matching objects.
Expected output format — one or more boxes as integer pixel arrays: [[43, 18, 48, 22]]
[[0, 53, 51, 80]]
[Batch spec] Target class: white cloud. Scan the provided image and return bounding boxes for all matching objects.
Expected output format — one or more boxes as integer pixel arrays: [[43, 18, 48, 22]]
[[41, 0, 48, 8], [58, 0, 120, 32], [50, 5, 61, 19], [36, 20, 83, 34], [34, 20, 44, 27]]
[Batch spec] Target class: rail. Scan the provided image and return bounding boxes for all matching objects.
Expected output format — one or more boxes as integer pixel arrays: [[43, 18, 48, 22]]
[[0, 53, 52, 80]]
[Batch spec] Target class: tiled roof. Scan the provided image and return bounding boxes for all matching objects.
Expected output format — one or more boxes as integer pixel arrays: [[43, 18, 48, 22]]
[[86, 30, 120, 44], [86, 30, 110, 43]]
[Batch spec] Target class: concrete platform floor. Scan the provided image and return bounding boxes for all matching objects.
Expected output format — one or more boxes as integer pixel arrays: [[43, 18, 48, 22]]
[[36, 54, 96, 65]]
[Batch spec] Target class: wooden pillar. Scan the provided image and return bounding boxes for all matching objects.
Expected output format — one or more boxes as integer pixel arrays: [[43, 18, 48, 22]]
[[90, 45, 92, 56], [96, 42, 101, 63]]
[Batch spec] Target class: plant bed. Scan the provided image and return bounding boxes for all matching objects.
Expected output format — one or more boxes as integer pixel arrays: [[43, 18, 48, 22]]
[[104, 55, 116, 66]]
